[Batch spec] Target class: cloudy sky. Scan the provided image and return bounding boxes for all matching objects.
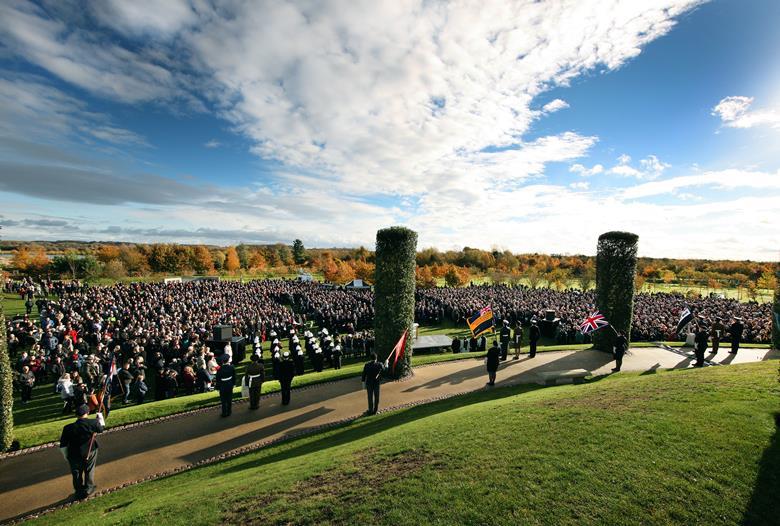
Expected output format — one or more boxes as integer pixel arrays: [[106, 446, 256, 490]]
[[0, 0, 778, 260]]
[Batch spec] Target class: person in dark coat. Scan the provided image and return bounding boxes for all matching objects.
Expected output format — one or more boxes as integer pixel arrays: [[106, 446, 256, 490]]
[[59, 404, 105, 499], [728, 317, 744, 354], [478, 334, 487, 353], [132, 374, 148, 404], [529, 319, 540, 358], [693, 323, 708, 367], [361, 352, 387, 415], [499, 320, 511, 361], [245, 354, 265, 410], [612, 331, 628, 372], [485, 340, 500, 386], [278, 352, 296, 406], [215, 355, 236, 417], [451, 337, 461, 354]]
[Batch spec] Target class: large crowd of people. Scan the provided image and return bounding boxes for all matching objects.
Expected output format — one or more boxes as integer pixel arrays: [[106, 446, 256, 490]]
[[4, 277, 772, 413]]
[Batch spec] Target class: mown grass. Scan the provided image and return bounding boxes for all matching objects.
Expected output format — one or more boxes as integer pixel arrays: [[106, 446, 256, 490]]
[[28, 361, 780, 526]]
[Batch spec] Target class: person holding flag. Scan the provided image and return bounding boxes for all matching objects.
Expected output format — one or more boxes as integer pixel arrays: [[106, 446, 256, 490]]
[[59, 404, 105, 499], [362, 329, 405, 415]]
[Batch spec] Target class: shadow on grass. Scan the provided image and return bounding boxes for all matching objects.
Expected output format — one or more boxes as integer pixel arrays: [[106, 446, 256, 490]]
[[212, 382, 546, 477], [741, 413, 780, 526]]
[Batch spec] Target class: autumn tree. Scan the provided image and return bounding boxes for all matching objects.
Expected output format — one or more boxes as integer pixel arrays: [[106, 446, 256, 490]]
[[119, 246, 149, 275], [249, 249, 268, 271], [444, 265, 469, 287], [353, 260, 375, 283], [96, 244, 120, 263], [415, 265, 436, 288], [192, 245, 214, 274], [224, 246, 241, 272]]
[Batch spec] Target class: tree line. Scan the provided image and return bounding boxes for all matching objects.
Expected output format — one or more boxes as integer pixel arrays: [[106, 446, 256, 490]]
[[2, 241, 776, 296]]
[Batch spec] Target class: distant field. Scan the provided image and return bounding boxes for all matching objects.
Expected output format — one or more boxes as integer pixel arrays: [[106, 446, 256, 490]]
[[28, 361, 780, 526]]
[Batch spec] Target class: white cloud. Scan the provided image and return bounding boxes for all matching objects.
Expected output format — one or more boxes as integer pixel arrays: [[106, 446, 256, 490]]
[[712, 96, 780, 129], [609, 153, 669, 179], [542, 98, 569, 113], [622, 169, 780, 199], [569, 163, 604, 177], [204, 139, 221, 149], [569, 181, 590, 190]]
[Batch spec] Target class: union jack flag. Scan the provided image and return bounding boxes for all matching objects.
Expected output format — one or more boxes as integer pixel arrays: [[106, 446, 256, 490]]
[[579, 311, 610, 334]]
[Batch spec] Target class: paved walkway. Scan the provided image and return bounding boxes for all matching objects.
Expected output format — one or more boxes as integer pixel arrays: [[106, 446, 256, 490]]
[[0, 345, 777, 523]]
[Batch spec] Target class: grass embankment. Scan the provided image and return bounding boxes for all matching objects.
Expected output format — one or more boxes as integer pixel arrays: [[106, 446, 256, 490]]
[[29, 361, 780, 526]]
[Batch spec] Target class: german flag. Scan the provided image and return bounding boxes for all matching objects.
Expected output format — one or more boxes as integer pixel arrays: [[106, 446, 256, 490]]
[[467, 306, 495, 338]]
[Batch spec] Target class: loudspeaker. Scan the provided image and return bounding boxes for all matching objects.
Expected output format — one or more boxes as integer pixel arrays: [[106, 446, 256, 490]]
[[214, 325, 233, 341], [544, 309, 556, 321]]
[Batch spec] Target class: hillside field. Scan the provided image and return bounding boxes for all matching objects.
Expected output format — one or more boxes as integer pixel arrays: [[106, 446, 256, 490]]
[[27, 361, 780, 526]]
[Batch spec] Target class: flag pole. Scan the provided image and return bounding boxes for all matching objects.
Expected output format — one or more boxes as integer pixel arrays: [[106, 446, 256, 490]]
[[84, 351, 113, 461]]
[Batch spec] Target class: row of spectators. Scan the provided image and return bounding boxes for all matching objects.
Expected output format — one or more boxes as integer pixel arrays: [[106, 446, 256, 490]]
[[415, 284, 772, 343]]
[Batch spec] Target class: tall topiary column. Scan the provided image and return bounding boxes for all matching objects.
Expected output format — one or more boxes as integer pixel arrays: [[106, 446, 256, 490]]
[[773, 263, 780, 350], [0, 302, 13, 451], [593, 231, 639, 352], [374, 226, 418, 379]]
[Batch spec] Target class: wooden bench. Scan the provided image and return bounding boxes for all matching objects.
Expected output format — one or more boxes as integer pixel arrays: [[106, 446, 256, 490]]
[[536, 369, 590, 386]]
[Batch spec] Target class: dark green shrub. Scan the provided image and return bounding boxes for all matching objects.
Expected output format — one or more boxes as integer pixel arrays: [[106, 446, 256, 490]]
[[773, 263, 779, 351], [593, 231, 638, 352], [0, 303, 13, 451], [374, 226, 418, 379]]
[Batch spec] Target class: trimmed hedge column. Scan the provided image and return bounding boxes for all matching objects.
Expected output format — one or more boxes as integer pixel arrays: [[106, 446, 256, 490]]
[[593, 231, 639, 352], [773, 263, 780, 350], [0, 302, 13, 451], [374, 226, 418, 379]]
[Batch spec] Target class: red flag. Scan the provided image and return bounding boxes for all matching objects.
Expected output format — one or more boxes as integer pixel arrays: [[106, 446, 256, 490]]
[[391, 329, 409, 373]]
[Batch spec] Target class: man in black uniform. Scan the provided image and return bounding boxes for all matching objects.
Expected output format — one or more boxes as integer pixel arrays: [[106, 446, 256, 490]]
[[486, 340, 500, 385], [332, 344, 343, 370], [245, 354, 264, 410], [612, 331, 627, 372], [361, 352, 387, 415], [529, 319, 540, 358], [728, 317, 744, 354], [451, 337, 461, 354], [693, 322, 708, 367], [499, 320, 511, 361], [215, 355, 235, 417], [59, 404, 105, 499], [278, 351, 296, 406]]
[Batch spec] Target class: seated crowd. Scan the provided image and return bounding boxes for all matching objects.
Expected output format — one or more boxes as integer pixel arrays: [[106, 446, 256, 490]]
[[5, 278, 771, 411]]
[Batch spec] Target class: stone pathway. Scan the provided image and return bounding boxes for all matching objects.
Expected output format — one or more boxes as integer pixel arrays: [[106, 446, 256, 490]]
[[0, 345, 776, 523]]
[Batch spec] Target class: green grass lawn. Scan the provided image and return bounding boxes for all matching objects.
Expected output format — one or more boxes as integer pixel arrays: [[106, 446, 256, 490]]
[[28, 361, 780, 526]]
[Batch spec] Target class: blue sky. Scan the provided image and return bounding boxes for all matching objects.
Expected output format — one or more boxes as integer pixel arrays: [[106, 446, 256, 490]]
[[0, 0, 778, 259]]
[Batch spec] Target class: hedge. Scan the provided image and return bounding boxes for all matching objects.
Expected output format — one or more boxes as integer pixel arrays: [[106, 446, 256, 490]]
[[592, 231, 639, 352], [374, 226, 418, 379], [773, 263, 779, 350], [0, 301, 13, 451]]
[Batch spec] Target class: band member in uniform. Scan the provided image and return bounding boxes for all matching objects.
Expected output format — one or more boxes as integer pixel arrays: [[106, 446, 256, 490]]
[[499, 320, 511, 361], [529, 319, 540, 358], [279, 351, 296, 406], [332, 344, 343, 370], [59, 404, 105, 499], [513, 321, 523, 359], [486, 340, 500, 386], [293, 344, 305, 375], [612, 331, 627, 372], [245, 354, 264, 410], [312, 345, 324, 372], [728, 317, 744, 354], [215, 355, 235, 417], [710, 316, 725, 354], [693, 322, 708, 367], [361, 352, 387, 415]]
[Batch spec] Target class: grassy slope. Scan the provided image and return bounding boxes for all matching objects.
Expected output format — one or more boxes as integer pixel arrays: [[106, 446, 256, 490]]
[[29, 361, 780, 526]]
